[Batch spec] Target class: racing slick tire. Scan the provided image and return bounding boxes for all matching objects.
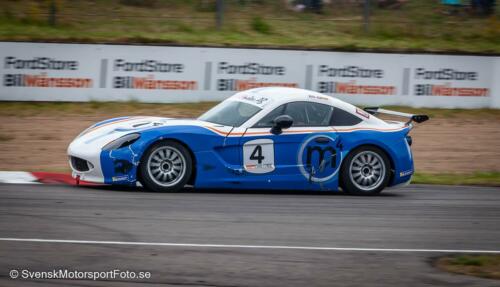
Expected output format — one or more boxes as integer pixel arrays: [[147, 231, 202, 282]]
[[340, 146, 391, 196], [139, 140, 193, 192]]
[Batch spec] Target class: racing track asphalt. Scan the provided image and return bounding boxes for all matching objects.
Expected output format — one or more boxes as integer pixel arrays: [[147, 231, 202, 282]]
[[0, 183, 499, 287]]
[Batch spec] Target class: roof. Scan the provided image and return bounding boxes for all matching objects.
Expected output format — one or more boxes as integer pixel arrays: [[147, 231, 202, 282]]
[[242, 87, 329, 101], [226, 87, 388, 128], [231, 87, 351, 110]]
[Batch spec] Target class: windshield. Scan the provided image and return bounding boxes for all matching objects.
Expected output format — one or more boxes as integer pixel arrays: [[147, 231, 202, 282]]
[[198, 100, 261, 127]]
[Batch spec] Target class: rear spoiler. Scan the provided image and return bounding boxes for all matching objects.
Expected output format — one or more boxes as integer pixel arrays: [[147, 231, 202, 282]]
[[363, 107, 429, 125]]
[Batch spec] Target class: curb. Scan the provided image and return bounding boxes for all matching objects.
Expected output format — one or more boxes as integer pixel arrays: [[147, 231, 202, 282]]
[[0, 171, 98, 186]]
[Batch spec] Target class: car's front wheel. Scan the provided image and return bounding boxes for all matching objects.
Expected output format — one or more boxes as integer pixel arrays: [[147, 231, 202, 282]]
[[139, 140, 192, 192], [340, 146, 391, 195]]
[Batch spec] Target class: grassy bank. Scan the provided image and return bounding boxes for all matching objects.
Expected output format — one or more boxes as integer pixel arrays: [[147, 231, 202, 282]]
[[413, 172, 500, 186], [0, 101, 217, 117], [436, 255, 500, 280], [0, 0, 498, 53]]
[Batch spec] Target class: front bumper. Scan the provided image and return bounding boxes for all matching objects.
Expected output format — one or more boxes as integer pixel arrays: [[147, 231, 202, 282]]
[[67, 141, 105, 184]]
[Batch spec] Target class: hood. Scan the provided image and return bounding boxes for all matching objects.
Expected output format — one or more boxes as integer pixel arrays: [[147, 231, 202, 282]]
[[70, 116, 228, 151], [78, 116, 170, 139], [67, 116, 230, 182]]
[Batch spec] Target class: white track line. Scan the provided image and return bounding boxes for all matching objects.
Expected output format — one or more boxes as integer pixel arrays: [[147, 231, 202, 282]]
[[1, 238, 499, 254]]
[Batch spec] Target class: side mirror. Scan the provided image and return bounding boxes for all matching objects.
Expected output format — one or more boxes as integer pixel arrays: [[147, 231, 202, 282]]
[[271, 115, 293, 135]]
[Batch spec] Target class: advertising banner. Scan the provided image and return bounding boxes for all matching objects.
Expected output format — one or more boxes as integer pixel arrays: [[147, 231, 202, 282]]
[[0, 42, 498, 108]]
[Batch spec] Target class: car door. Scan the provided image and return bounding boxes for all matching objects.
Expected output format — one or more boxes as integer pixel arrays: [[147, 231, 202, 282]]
[[238, 101, 341, 190]]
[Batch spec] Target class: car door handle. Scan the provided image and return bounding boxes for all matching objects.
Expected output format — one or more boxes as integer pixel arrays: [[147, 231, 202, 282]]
[[314, 137, 330, 144]]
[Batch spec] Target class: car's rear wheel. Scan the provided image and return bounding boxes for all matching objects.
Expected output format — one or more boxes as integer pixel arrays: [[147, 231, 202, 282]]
[[340, 146, 390, 195], [139, 140, 192, 192]]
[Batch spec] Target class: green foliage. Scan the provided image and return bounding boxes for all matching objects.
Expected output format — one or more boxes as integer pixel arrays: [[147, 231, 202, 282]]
[[195, 0, 216, 12], [412, 172, 500, 186], [437, 255, 500, 280], [0, 0, 498, 52], [250, 16, 271, 34], [450, 255, 485, 266], [174, 21, 195, 33]]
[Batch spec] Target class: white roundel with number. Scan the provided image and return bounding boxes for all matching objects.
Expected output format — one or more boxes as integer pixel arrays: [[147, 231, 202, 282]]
[[243, 139, 275, 174]]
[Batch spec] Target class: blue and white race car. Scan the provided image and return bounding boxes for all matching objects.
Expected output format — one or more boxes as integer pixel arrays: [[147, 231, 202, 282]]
[[68, 87, 428, 195]]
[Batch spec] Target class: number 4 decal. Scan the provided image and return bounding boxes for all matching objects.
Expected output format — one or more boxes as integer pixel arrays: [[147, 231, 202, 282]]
[[250, 145, 265, 164], [243, 139, 275, 174]]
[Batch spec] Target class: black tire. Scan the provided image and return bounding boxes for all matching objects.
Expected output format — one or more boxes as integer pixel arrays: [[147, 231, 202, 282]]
[[139, 140, 193, 192], [340, 146, 391, 196]]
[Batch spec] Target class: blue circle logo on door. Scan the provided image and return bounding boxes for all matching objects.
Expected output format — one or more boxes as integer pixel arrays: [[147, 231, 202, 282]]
[[298, 135, 341, 183]]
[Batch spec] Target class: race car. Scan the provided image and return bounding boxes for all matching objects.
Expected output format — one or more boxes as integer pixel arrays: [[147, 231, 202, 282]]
[[68, 87, 428, 195]]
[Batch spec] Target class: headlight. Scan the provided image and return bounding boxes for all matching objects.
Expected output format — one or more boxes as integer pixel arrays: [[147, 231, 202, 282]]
[[102, 133, 140, 151]]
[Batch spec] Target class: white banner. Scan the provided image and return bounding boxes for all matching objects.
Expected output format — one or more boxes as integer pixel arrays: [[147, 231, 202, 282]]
[[1, 42, 498, 108]]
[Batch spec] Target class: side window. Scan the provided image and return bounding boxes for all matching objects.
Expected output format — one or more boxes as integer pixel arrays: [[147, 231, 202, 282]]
[[305, 102, 333, 126], [284, 102, 308, 126], [254, 101, 334, 128], [330, 108, 363, 126], [254, 104, 286, 128]]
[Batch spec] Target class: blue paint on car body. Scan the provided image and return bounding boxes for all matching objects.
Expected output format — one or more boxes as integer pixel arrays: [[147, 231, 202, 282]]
[[69, 87, 426, 193]]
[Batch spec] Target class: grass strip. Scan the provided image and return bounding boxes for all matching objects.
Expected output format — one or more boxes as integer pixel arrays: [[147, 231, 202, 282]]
[[412, 172, 500, 186], [435, 255, 500, 280]]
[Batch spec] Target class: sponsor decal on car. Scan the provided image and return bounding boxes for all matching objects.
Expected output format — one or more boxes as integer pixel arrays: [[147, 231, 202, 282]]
[[112, 175, 129, 182], [355, 108, 370, 119], [308, 94, 330, 101], [298, 135, 340, 183], [399, 169, 413, 177], [243, 139, 275, 174], [239, 93, 270, 106]]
